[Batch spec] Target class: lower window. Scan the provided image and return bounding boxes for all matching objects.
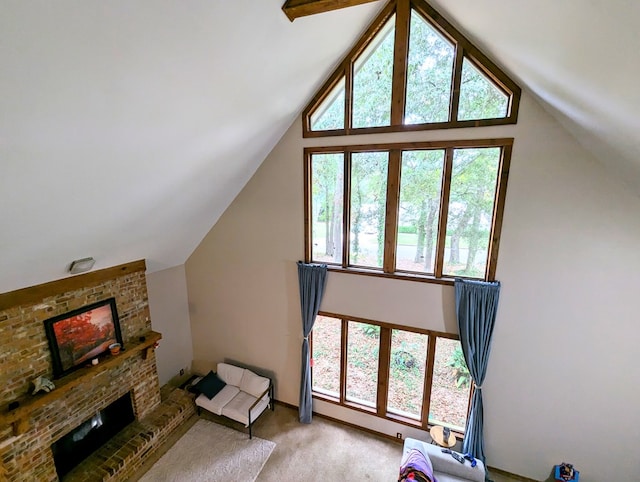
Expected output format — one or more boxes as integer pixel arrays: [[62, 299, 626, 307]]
[[311, 313, 471, 434]]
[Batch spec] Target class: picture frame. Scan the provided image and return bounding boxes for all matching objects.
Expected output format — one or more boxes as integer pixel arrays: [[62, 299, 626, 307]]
[[44, 298, 124, 379]]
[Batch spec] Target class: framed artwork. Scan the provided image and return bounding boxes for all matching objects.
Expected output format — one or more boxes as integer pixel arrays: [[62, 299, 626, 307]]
[[44, 298, 123, 378]]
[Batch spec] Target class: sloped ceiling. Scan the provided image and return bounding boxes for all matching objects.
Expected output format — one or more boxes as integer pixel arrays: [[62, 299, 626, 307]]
[[0, 0, 382, 293], [427, 0, 640, 192], [2, 0, 638, 293]]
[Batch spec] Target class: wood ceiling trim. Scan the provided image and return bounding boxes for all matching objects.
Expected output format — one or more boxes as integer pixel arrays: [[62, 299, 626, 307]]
[[282, 0, 380, 21], [0, 260, 147, 311]]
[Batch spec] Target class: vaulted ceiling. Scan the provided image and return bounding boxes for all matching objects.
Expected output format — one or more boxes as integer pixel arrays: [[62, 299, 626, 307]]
[[1, 0, 638, 293]]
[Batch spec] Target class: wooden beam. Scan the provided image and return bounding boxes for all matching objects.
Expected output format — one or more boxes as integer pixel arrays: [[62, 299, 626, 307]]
[[282, 0, 381, 21], [0, 260, 147, 311]]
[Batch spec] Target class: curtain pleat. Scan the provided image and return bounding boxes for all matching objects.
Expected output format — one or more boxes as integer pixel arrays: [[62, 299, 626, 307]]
[[297, 261, 328, 424], [455, 278, 500, 467]]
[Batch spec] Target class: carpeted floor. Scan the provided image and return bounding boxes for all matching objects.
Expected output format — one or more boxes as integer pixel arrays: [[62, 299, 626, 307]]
[[134, 395, 524, 482], [138, 418, 275, 482]]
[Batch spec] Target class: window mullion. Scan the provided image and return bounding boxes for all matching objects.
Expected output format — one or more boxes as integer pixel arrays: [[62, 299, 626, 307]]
[[345, 65, 353, 134], [486, 144, 511, 281], [340, 318, 348, 403], [376, 327, 391, 417], [342, 151, 352, 268], [390, 0, 410, 125], [383, 150, 401, 273], [421, 335, 437, 427], [449, 46, 464, 123], [434, 149, 453, 278]]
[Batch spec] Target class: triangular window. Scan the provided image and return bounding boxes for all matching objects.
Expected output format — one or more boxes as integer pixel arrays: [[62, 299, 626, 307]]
[[303, 0, 520, 137], [310, 77, 346, 131], [405, 10, 454, 125], [352, 15, 396, 128], [458, 58, 509, 121]]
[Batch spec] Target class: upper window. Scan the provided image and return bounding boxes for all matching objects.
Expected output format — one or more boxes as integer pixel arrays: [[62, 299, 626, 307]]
[[303, 0, 520, 137], [305, 139, 512, 281]]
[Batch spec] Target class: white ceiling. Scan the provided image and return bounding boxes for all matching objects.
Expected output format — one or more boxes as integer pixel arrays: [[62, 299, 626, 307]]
[[0, 0, 380, 292], [1, 0, 638, 293]]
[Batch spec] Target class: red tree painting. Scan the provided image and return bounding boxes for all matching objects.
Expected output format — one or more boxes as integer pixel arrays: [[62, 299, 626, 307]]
[[45, 298, 123, 377]]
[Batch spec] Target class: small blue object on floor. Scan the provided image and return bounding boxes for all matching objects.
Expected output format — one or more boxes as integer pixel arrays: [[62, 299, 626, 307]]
[[554, 462, 579, 481]]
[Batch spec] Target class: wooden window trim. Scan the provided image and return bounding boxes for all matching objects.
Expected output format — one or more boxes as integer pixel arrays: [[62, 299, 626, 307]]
[[434, 148, 453, 279], [311, 312, 468, 434], [409, 0, 520, 117], [305, 138, 513, 283], [383, 150, 401, 273], [302, 0, 521, 137], [302, 1, 397, 134]]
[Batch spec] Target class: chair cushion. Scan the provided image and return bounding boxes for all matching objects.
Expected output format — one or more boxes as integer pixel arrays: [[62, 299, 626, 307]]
[[194, 371, 226, 399], [217, 363, 245, 387], [221, 390, 270, 427], [195, 385, 240, 415], [239, 369, 270, 398]]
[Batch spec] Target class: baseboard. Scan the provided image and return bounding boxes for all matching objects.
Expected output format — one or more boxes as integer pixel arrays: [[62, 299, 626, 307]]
[[487, 466, 538, 482], [275, 399, 402, 444], [275, 399, 534, 481], [273, 399, 296, 410]]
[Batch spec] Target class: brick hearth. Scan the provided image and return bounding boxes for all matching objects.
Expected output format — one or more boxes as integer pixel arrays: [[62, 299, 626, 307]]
[[0, 261, 187, 481], [65, 387, 195, 482]]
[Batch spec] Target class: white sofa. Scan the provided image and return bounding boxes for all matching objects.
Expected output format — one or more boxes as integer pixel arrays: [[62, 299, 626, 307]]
[[402, 438, 486, 482], [194, 363, 273, 438]]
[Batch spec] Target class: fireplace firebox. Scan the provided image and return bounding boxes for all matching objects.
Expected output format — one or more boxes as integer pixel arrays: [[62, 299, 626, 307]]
[[51, 392, 135, 478]]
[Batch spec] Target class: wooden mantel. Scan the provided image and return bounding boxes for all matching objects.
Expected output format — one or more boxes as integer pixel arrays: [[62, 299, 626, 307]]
[[0, 331, 162, 436]]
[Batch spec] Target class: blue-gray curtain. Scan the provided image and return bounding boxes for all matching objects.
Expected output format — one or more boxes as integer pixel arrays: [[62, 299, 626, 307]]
[[455, 278, 501, 465], [297, 261, 328, 424]]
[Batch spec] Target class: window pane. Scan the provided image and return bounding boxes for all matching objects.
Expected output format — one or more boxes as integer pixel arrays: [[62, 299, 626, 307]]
[[405, 11, 455, 125], [396, 150, 444, 274], [349, 152, 388, 269], [387, 330, 428, 420], [352, 16, 395, 128], [311, 77, 345, 131], [311, 153, 344, 264], [428, 338, 471, 431], [346, 321, 379, 408], [458, 58, 509, 121], [312, 316, 341, 397], [443, 148, 501, 278]]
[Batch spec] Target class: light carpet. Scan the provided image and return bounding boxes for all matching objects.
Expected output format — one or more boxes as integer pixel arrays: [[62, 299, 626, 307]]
[[138, 419, 276, 482]]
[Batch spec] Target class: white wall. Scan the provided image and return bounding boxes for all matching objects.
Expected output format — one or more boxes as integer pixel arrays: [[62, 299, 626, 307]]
[[146, 265, 193, 385], [486, 98, 640, 480], [185, 90, 640, 482]]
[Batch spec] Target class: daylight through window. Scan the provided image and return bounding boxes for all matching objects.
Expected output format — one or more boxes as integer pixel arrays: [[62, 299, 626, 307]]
[[311, 313, 471, 433], [306, 140, 512, 281], [303, 0, 520, 136]]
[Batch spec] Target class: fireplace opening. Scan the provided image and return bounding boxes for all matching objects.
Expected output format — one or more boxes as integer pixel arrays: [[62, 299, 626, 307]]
[[51, 391, 135, 478]]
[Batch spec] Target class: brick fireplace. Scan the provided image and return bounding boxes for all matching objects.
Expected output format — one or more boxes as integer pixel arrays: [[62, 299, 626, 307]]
[[0, 261, 191, 481]]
